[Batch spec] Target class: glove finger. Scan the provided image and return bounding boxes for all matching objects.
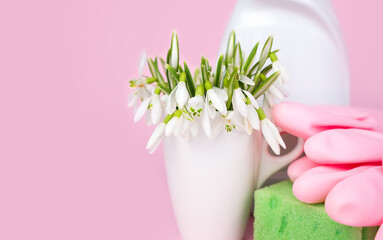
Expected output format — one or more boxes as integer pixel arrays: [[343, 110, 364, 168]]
[[305, 129, 383, 164], [287, 156, 321, 182], [272, 102, 377, 139], [325, 166, 383, 226], [293, 164, 377, 204]]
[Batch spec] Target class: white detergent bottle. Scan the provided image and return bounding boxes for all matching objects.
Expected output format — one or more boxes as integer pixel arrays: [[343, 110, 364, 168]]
[[219, 0, 350, 106]]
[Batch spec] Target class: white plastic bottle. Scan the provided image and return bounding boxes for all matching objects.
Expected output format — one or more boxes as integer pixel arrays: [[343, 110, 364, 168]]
[[220, 0, 350, 105]]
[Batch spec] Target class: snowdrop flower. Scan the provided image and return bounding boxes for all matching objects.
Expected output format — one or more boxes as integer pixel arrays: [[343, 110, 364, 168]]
[[188, 95, 203, 117], [165, 110, 182, 136], [169, 31, 179, 70], [228, 62, 255, 88], [232, 83, 258, 119], [167, 72, 190, 114], [134, 87, 163, 125], [128, 52, 155, 110], [146, 114, 173, 154], [270, 52, 290, 84], [188, 85, 212, 138], [246, 101, 260, 131], [205, 81, 227, 116], [265, 83, 288, 107], [257, 108, 286, 155]]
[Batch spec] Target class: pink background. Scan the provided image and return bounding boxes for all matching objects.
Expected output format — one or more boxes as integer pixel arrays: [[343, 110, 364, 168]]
[[1, 0, 382, 239]]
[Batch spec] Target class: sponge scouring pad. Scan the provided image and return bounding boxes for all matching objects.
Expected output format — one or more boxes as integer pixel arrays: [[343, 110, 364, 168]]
[[253, 180, 379, 240]]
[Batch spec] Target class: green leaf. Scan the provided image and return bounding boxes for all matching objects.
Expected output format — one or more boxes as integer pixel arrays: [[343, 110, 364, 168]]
[[253, 71, 280, 98], [233, 43, 243, 70], [152, 58, 165, 83], [243, 42, 259, 75], [247, 62, 259, 78], [169, 31, 179, 69], [214, 54, 224, 87], [157, 82, 171, 95], [225, 31, 236, 66], [257, 35, 273, 72], [147, 58, 156, 77], [226, 66, 238, 109], [194, 68, 201, 85], [166, 64, 180, 86], [261, 64, 273, 76], [166, 49, 173, 90], [201, 64, 208, 83], [159, 57, 167, 74], [184, 62, 196, 96]]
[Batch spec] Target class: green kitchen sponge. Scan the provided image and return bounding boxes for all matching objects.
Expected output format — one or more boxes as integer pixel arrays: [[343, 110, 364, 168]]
[[253, 181, 379, 240]]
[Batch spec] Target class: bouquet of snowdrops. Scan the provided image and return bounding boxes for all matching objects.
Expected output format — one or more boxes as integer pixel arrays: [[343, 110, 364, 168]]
[[128, 31, 290, 154]]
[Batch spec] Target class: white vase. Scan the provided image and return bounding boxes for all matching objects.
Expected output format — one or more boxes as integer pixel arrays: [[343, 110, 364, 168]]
[[219, 0, 350, 106], [164, 129, 303, 240]]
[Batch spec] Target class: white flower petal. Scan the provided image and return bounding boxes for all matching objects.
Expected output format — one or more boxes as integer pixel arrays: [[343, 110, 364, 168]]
[[264, 92, 276, 107], [213, 87, 228, 101], [210, 116, 225, 139], [166, 88, 177, 114], [279, 63, 290, 83], [188, 95, 203, 112], [247, 105, 260, 130], [145, 110, 152, 126], [180, 118, 191, 135], [261, 120, 280, 155], [149, 136, 164, 154], [165, 117, 179, 136], [138, 51, 147, 76], [262, 99, 273, 119], [266, 119, 286, 149], [146, 123, 166, 150], [244, 118, 252, 135], [190, 121, 199, 137], [239, 75, 255, 85], [207, 89, 227, 116], [151, 95, 162, 125], [272, 61, 280, 72], [201, 108, 211, 138], [205, 99, 216, 119], [175, 81, 189, 108], [170, 33, 179, 69], [134, 97, 151, 122], [269, 85, 284, 100], [127, 91, 138, 108], [242, 90, 259, 109], [174, 116, 184, 136], [231, 111, 245, 130], [226, 110, 236, 120], [233, 89, 247, 118], [275, 83, 289, 97]]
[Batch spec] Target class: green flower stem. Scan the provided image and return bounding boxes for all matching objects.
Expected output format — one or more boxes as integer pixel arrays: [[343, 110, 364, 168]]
[[163, 114, 174, 124], [205, 81, 213, 90], [154, 87, 161, 95], [269, 52, 278, 62], [174, 110, 182, 118], [260, 73, 267, 82], [195, 84, 205, 96], [179, 72, 186, 82], [256, 108, 267, 120], [146, 77, 156, 84]]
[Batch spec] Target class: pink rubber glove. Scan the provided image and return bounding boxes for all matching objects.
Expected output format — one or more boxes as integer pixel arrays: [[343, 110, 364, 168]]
[[272, 102, 378, 139], [272, 102, 383, 238]]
